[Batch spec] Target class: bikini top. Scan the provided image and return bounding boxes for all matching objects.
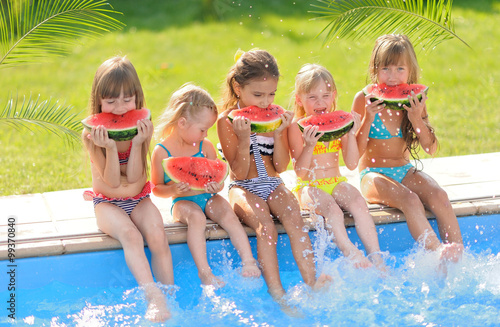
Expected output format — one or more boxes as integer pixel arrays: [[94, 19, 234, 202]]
[[369, 113, 403, 139], [118, 142, 133, 165], [156, 141, 204, 184], [313, 139, 341, 155], [250, 134, 274, 156]]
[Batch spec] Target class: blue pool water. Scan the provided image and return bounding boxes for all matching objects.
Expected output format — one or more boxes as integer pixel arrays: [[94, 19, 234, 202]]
[[2, 214, 499, 326]]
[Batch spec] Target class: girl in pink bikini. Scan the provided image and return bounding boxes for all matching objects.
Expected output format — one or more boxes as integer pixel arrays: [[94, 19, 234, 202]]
[[82, 56, 173, 322]]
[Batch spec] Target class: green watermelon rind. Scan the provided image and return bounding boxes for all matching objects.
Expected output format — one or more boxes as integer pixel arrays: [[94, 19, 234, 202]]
[[297, 112, 354, 142], [81, 108, 151, 141], [162, 157, 229, 191], [227, 105, 285, 133], [362, 84, 429, 110]]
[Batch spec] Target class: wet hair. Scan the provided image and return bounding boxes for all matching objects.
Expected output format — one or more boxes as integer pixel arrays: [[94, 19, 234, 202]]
[[88, 56, 145, 115], [369, 34, 437, 164], [221, 49, 280, 112], [293, 63, 337, 118], [84, 56, 148, 173], [155, 83, 217, 140]]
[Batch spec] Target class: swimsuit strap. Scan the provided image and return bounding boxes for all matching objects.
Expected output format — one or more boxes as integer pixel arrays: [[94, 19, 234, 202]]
[[250, 133, 268, 178], [155, 143, 172, 157]]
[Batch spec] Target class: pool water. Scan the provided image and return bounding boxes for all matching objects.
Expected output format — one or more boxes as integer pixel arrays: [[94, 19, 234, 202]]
[[2, 214, 499, 326]]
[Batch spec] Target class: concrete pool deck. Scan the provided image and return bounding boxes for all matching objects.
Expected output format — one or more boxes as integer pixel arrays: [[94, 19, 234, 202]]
[[1, 152, 499, 260]]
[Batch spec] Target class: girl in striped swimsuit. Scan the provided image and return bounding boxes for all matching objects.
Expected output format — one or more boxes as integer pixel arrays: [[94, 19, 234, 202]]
[[217, 50, 331, 310], [82, 56, 173, 322]]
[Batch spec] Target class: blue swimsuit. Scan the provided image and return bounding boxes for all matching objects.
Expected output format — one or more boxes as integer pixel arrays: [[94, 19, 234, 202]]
[[155, 142, 214, 213], [360, 113, 413, 183]]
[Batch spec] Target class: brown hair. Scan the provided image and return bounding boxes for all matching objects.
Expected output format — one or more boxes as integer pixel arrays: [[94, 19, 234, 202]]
[[221, 49, 280, 112]]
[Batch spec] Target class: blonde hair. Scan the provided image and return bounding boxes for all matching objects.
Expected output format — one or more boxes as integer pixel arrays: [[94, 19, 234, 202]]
[[155, 83, 217, 140], [293, 63, 337, 118], [221, 49, 280, 112], [83, 56, 148, 174], [368, 34, 419, 84]]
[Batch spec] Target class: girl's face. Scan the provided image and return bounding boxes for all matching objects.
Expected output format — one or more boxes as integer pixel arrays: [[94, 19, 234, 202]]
[[377, 60, 410, 86], [179, 107, 217, 144], [296, 80, 335, 117], [235, 77, 278, 109], [100, 88, 136, 115]]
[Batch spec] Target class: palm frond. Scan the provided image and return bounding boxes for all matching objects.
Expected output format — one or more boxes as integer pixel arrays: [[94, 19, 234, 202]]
[[0, 93, 83, 145], [0, 0, 124, 68], [310, 0, 470, 51]]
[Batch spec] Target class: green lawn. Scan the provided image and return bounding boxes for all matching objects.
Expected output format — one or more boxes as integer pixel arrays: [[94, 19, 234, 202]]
[[1, 0, 499, 195]]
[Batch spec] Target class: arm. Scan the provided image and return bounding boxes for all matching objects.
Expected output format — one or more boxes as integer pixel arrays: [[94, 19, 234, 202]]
[[288, 120, 322, 179], [217, 112, 252, 180], [150, 145, 192, 198], [126, 118, 152, 183], [272, 111, 294, 173], [351, 91, 384, 156], [340, 111, 361, 170], [405, 92, 438, 155], [84, 126, 121, 188]]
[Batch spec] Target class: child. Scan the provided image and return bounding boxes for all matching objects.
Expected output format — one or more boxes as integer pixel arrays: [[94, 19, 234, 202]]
[[288, 63, 384, 269], [351, 34, 463, 262], [217, 50, 331, 306], [151, 83, 260, 288], [82, 56, 173, 322]]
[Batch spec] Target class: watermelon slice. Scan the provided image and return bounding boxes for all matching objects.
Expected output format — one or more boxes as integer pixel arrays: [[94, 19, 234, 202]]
[[362, 83, 429, 110], [227, 104, 286, 133], [81, 108, 151, 141], [162, 157, 229, 191], [297, 110, 354, 142]]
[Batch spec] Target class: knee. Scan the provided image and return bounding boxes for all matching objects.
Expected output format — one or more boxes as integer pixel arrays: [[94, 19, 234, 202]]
[[145, 228, 167, 251], [120, 226, 144, 247], [429, 187, 451, 209], [400, 191, 424, 210]]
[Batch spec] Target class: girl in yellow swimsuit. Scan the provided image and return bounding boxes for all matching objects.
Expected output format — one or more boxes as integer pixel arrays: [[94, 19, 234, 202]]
[[288, 64, 385, 270]]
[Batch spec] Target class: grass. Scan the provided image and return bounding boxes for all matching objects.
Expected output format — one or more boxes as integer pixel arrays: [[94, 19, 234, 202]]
[[1, 0, 499, 196]]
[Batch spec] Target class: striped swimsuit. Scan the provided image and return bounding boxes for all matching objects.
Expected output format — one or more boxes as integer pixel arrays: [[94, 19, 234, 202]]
[[229, 133, 283, 200]]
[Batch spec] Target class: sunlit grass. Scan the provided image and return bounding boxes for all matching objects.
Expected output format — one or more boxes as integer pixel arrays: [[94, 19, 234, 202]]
[[1, 0, 498, 195]]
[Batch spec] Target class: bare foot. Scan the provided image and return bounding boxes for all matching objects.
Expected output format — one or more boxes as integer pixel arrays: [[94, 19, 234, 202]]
[[312, 273, 333, 291], [368, 252, 389, 274], [144, 284, 170, 323], [350, 249, 373, 269], [268, 287, 302, 318], [241, 259, 261, 278], [439, 242, 464, 263], [199, 269, 225, 288]]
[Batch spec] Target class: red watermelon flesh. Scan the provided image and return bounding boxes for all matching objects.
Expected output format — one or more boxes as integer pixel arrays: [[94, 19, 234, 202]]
[[362, 83, 428, 110], [81, 108, 151, 141], [297, 110, 354, 142], [162, 157, 229, 191], [227, 104, 286, 133]]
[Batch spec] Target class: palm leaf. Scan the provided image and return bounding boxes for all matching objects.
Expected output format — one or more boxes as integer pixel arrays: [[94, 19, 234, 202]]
[[310, 0, 470, 51], [0, 93, 82, 145], [0, 0, 125, 67]]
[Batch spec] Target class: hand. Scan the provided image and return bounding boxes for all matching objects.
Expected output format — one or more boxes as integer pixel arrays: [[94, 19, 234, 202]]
[[404, 91, 428, 122], [302, 125, 323, 147], [364, 95, 385, 121], [350, 111, 362, 135], [205, 181, 222, 193], [230, 116, 251, 139], [173, 182, 191, 195], [89, 125, 115, 149], [133, 118, 153, 144], [275, 110, 294, 135]]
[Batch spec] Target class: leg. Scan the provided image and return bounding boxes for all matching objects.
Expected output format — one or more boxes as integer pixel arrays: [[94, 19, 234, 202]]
[[95, 202, 169, 322], [229, 186, 284, 300], [269, 185, 331, 289], [173, 200, 224, 287], [205, 195, 260, 278], [298, 185, 372, 268], [332, 183, 385, 269], [403, 171, 463, 261], [361, 172, 442, 251]]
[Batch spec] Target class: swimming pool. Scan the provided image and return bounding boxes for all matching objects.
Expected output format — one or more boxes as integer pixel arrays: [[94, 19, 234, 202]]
[[2, 214, 499, 326]]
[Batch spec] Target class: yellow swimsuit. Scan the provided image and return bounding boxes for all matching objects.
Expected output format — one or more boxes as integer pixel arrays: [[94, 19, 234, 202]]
[[293, 139, 348, 194]]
